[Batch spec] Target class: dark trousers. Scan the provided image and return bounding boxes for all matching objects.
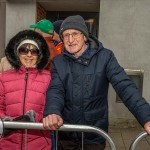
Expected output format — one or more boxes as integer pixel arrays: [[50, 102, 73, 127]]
[[58, 139, 106, 150]]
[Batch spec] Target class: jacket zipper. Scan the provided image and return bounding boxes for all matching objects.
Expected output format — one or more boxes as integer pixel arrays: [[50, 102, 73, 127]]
[[23, 68, 28, 114], [21, 68, 28, 150]]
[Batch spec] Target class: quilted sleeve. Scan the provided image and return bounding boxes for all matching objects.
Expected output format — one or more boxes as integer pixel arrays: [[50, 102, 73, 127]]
[[106, 50, 150, 126], [0, 74, 5, 118]]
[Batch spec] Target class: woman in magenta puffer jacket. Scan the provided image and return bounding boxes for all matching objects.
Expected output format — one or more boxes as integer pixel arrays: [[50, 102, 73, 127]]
[[0, 30, 52, 150]]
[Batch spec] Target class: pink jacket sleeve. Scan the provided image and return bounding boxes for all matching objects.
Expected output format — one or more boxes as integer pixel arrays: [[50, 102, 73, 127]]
[[0, 74, 5, 118]]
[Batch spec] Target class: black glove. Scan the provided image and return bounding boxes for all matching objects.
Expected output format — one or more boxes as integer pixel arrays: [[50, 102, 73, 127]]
[[25, 110, 36, 122], [2, 110, 36, 137], [2, 116, 14, 136]]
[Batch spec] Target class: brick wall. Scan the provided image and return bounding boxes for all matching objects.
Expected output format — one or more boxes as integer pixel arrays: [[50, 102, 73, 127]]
[[37, 3, 46, 22]]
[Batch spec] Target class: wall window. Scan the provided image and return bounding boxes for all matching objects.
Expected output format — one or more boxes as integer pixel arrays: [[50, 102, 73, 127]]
[[116, 69, 144, 103]]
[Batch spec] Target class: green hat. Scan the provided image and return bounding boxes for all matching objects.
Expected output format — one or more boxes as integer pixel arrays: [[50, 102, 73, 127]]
[[29, 19, 54, 35]]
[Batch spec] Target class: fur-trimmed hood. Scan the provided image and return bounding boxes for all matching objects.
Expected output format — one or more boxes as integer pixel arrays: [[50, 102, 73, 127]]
[[5, 30, 50, 70]]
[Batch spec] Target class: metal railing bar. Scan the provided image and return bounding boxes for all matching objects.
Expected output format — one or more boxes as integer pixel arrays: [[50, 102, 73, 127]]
[[55, 130, 58, 150], [129, 131, 148, 150], [3, 121, 116, 150], [82, 132, 84, 150]]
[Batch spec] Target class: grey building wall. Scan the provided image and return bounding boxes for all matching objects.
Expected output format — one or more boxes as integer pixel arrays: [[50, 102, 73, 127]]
[[99, 0, 150, 126], [0, 1, 6, 58], [0, 0, 37, 59], [5, 0, 36, 48]]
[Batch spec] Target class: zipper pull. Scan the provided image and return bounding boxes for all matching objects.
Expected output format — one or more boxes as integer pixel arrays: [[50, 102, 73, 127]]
[[25, 68, 28, 80]]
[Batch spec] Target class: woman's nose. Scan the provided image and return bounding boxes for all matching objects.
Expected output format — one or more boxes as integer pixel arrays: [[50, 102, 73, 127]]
[[26, 50, 32, 56]]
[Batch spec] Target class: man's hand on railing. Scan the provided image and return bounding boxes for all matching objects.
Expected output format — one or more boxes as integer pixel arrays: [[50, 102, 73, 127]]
[[144, 121, 150, 135], [43, 114, 63, 130]]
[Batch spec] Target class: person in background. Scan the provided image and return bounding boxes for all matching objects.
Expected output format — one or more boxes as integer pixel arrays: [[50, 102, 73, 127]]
[[53, 20, 63, 54], [0, 30, 52, 150], [43, 15, 150, 150], [30, 19, 59, 70], [0, 56, 12, 72]]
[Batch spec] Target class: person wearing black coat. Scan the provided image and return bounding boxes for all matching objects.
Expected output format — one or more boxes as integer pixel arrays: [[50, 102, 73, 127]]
[[43, 15, 150, 150]]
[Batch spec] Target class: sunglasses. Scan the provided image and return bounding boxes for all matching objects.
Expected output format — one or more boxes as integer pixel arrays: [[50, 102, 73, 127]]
[[18, 47, 40, 56]]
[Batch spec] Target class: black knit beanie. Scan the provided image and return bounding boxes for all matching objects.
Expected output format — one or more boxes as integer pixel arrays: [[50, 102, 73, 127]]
[[53, 20, 63, 34], [59, 15, 89, 40]]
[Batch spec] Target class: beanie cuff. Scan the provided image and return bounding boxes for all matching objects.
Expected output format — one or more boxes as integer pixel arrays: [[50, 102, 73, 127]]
[[59, 15, 89, 40]]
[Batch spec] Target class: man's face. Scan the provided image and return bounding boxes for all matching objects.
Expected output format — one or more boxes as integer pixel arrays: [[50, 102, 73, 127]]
[[62, 29, 87, 58]]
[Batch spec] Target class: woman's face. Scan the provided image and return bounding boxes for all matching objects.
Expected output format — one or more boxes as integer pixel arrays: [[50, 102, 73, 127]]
[[18, 44, 39, 68]]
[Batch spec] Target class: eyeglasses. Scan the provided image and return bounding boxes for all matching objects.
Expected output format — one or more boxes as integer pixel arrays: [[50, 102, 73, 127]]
[[18, 48, 40, 56], [62, 32, 82, 40]]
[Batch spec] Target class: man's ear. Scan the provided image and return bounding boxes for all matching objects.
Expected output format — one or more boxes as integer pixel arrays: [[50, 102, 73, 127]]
[[84, 36, 87, 42]]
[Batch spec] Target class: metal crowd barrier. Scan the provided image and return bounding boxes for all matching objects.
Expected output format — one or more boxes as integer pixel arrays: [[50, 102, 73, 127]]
[[0, 120, 116, 150], [129, 131, 149, 150]]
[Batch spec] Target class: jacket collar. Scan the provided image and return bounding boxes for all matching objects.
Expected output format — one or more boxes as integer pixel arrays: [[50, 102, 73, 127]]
[[18, 66, 38, 73]]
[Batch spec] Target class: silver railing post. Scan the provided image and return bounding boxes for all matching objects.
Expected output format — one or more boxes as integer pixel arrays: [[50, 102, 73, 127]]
[[0, 119, 3, 138], [129, 131, 148, 150], [0, 120, 116, 150]]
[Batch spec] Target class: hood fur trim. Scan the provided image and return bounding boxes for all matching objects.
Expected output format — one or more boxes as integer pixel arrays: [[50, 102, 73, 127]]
[[5, 30, 50, 70]]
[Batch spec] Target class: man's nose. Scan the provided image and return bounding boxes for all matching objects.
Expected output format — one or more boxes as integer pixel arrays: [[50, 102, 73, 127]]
[[68, 35, 74, 42]]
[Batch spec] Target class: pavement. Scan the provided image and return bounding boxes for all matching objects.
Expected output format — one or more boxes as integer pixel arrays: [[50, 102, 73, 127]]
[[105, 125, 150, 150]]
